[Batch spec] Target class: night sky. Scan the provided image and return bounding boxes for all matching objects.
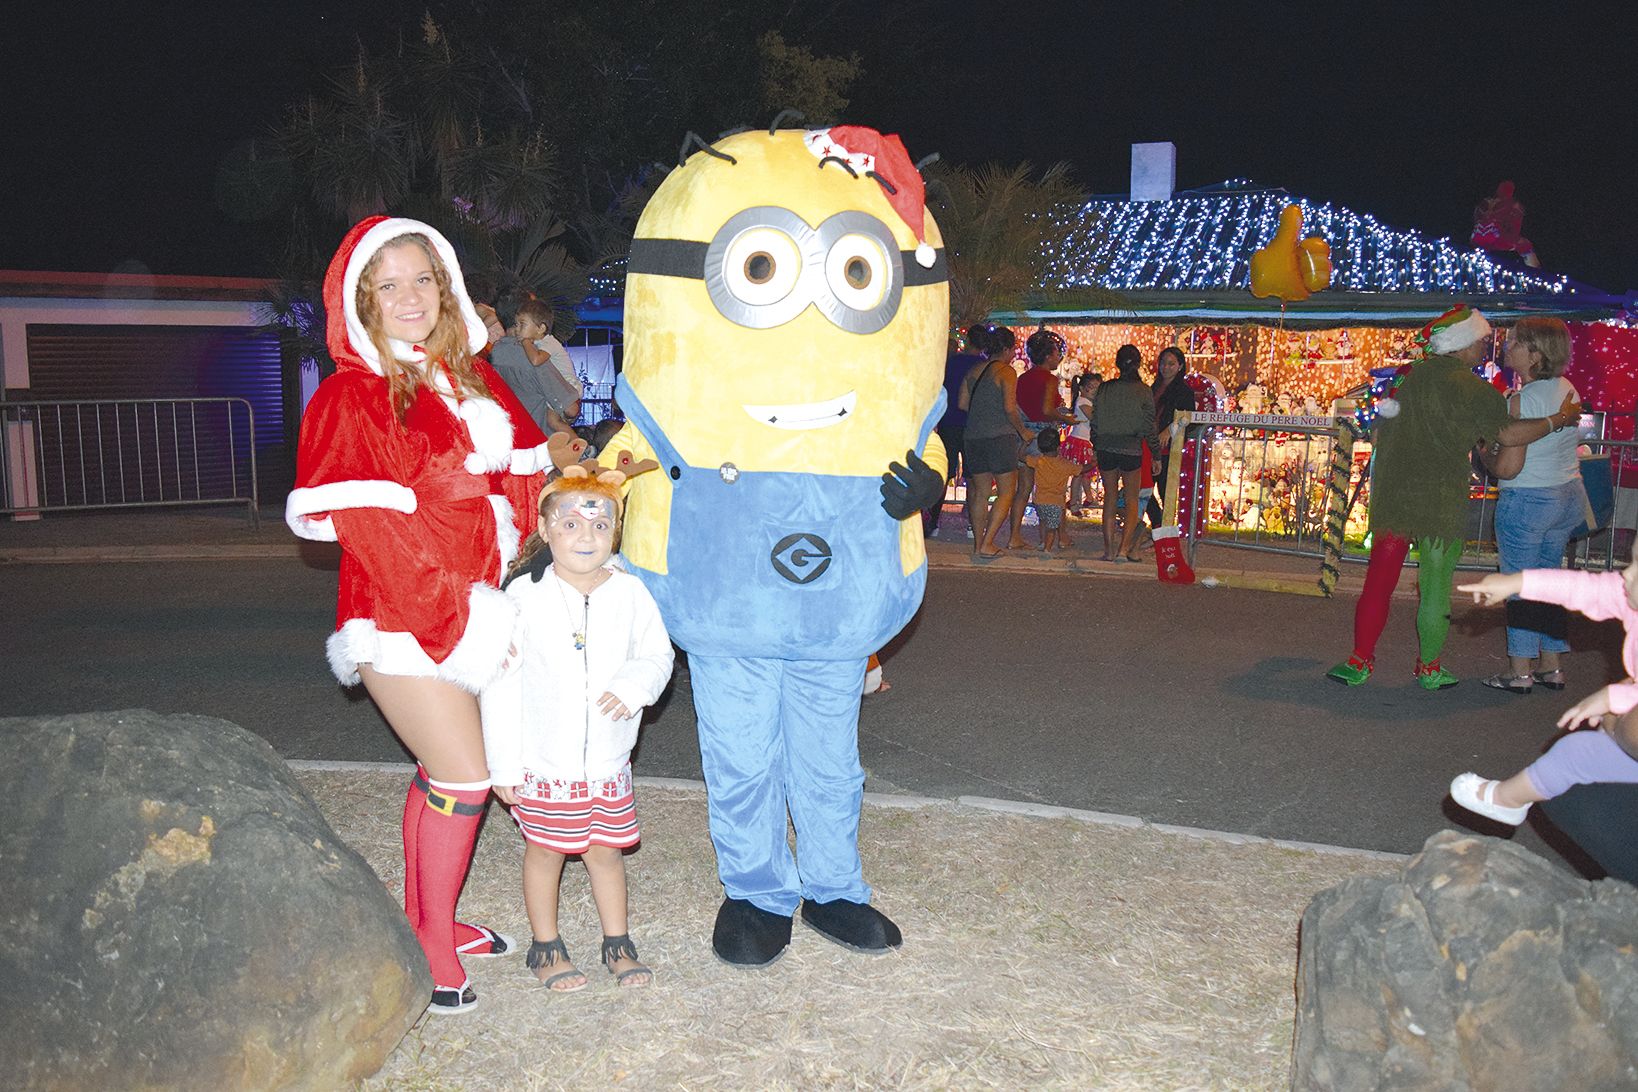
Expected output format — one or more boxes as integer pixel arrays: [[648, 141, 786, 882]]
[[5, 2, 1634, 291]]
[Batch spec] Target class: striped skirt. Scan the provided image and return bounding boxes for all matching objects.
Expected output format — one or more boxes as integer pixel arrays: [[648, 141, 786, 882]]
[[511, 763, 639, 853]]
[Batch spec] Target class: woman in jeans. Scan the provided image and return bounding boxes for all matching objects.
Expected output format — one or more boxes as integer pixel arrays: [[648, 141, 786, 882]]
[[1484, 317, 1582, 693]]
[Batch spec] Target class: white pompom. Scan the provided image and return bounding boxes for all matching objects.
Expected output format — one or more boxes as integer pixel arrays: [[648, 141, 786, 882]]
[[1376, 398, 1400, 419], [915, 242, 936, 268], [464, 452, 487, 474]]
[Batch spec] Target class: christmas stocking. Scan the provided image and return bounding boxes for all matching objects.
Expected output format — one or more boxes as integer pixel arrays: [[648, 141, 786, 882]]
[[402, 770, 501, 954], [411, 775, 489, 989], [1152, 526, 1195, 584]]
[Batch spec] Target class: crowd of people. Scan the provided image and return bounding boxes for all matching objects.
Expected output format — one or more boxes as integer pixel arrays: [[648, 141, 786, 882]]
[[938, 323, 1193, 562], [288, 219, 1637, 1026]]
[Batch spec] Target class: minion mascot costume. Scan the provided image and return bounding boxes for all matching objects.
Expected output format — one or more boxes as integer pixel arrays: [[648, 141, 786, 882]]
[[607, 124, 948, 966]]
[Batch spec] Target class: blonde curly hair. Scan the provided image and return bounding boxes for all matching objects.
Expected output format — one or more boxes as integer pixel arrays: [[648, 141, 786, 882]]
[[355, 233, 493, 421]]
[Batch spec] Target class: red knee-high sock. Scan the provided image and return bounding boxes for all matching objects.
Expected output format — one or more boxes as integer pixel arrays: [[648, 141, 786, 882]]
[[413, 776, 489, 989], [402, 767, 427, 927], [1353, 531, 1410, 662], [403, 769, 489, 949]]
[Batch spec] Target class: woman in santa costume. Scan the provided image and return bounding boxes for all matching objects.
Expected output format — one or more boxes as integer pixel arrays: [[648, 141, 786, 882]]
[[287, 216, 553, 1014]]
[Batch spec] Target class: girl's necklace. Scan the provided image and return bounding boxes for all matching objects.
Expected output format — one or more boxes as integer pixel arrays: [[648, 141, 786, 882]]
[[555, 573, 589, 651]]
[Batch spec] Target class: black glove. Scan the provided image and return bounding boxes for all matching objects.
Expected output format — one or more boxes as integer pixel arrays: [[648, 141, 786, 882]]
[[879, 450, 944, 519]]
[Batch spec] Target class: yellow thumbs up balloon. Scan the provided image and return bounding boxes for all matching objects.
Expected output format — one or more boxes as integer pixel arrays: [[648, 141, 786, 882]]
[[1250, 204, 1330, 302], [1299, 236, 1332, 293]]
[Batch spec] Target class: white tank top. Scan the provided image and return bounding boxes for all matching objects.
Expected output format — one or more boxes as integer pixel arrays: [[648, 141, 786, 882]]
[[1500, 376, 1581, 490]]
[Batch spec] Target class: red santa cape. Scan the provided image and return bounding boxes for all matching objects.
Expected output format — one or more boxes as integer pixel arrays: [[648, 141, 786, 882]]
[[285, 216, 552, 691]]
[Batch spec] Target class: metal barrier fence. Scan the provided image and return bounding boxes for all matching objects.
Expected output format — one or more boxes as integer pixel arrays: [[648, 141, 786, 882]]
[[1, 398, 260, 525], [1176, 412, 1638, 572], [577, 382, 618, 428], [1176, 414, 1356, 566]]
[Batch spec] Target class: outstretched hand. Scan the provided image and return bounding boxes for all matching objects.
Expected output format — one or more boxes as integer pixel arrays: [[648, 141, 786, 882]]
[[1455, 572, 1523, 606], [1559, 685, 1615, 732], [880, 450, 944, 519]]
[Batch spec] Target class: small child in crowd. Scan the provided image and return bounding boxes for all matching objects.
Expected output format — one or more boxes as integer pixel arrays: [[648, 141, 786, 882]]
[[490, 296, 580, 436], [1448, 564, 1638, 824], [1025, 428, 1081, 552], [482, 462, 673, 991]]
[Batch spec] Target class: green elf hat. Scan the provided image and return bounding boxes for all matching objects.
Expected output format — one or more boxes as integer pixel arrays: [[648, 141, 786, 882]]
[[1418, 304, 1492, 355]]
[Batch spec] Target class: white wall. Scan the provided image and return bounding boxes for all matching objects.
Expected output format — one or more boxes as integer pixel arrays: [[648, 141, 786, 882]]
[[0, 296, 265, 390]]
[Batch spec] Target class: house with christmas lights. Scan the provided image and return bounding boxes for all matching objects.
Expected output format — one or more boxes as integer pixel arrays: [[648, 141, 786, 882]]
[[994, 144, 1629, 414]]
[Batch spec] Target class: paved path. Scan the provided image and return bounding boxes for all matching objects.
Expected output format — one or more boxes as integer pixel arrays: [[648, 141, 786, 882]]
[[3, 538, 1619, 866]]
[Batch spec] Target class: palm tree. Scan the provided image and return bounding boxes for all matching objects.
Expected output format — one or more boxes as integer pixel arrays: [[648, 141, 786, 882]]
[[927, 161, 1121, 332], [258, 18, 587, 370]]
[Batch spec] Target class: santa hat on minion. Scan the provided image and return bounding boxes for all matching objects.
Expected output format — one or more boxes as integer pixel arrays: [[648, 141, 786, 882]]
[[322, 215, 515, 474], [802, 125, 938, 268]]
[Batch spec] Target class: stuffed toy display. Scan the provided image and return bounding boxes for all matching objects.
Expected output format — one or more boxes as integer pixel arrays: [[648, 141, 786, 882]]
[[605, 124, 948, 966]]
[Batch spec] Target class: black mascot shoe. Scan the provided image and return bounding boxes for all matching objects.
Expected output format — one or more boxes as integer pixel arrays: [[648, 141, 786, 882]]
[[712, 897, 793, 967], [800, 898, 903, 954]]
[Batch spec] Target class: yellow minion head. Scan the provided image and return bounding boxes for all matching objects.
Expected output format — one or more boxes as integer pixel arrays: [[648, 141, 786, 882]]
[[622, 126, 948, 476]]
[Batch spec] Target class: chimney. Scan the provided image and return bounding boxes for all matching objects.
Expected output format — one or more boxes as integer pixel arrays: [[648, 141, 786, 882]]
[[1130, 142, 1176, 202]]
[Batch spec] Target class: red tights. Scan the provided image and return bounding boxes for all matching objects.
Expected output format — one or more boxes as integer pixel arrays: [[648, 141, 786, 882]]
[[1352, 530, 1410, 662]]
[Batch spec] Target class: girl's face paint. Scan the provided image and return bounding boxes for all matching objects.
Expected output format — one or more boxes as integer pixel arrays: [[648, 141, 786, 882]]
[[542, 492, 617, 578]]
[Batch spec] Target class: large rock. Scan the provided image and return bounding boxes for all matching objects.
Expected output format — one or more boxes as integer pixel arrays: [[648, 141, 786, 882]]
[[1293, 829, 1638, 1090], [0, 711, 429, 1089]]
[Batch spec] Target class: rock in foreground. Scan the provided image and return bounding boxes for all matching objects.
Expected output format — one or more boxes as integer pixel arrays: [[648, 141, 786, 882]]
[[0, 710, 429, 1089], [1293, 829, 1638, 1090]]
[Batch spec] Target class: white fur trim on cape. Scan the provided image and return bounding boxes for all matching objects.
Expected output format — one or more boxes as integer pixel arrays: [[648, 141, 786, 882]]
[[1426, 309, 1492, 353], [489, 494, 520, 571], [459, 396, 515, 474], [325, 582, 517, 693], [341, 217, 489, 376], [285, 480, 418, 541], [509, 441, 553, 476]]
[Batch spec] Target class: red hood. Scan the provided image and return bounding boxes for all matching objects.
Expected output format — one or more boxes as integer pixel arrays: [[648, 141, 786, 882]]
[[322, 215, 489, 376]]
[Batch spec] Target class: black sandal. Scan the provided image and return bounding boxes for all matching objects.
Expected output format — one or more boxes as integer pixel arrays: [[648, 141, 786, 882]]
[[526, 937, 588, 992], [601, 933, 652, 987], [1533, 669, 1567, 691], [1480, 673, 1533, 695]]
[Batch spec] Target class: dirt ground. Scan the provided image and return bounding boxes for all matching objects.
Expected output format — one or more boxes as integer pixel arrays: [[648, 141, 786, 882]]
[[298, 769, 1392, 1091]]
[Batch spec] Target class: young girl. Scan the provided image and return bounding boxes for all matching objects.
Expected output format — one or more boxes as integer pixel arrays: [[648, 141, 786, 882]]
[[1063, 372, 1100, 515], [1449, 565, 1638, 823], [482, 455, 673, 991]]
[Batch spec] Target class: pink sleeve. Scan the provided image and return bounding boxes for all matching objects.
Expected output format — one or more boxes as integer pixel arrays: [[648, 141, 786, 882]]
[[1519, 569, 1634, 624], [1607, 682, 1638, 717]]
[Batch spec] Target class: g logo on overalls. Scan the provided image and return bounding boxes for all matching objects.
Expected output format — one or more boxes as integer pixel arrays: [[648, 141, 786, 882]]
[[771, 532, 833, 584]]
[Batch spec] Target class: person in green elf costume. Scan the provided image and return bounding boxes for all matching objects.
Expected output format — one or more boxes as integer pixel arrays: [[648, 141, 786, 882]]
[[1327, 305, 1581, 690]]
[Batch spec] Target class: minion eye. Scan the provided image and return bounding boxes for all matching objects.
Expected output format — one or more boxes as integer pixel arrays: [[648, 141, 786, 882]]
[[723, 227, 801, 306], [824, 233, 890, 311]]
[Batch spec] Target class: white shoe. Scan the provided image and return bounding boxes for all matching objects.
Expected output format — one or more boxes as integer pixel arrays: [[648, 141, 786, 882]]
[[1449, 772, 1531, 826]]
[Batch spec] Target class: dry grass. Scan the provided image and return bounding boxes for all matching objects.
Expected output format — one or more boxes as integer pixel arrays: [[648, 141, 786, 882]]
[[298, 770, 1390, 1091]]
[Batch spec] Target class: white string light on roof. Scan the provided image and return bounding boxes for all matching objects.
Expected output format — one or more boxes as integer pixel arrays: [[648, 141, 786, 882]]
[[1045, 184, 1576, 297]]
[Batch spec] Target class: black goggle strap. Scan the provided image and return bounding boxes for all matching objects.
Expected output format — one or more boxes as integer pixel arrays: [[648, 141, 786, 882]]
[[626, 237, 949, 286]]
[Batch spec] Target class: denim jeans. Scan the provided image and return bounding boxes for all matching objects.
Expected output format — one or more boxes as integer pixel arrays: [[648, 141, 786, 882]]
[[1496, 480, 1587, 658]]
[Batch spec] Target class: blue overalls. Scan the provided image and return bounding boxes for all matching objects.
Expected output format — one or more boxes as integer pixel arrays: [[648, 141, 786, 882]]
[[618, 378, 940, 913]]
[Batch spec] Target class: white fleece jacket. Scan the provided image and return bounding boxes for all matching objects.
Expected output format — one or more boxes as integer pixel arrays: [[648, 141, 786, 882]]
[[481, 565, 674, 784]]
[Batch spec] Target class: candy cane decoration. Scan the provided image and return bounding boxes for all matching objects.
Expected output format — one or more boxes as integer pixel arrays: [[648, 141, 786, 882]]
[[1317, 420, 1355, 598]]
